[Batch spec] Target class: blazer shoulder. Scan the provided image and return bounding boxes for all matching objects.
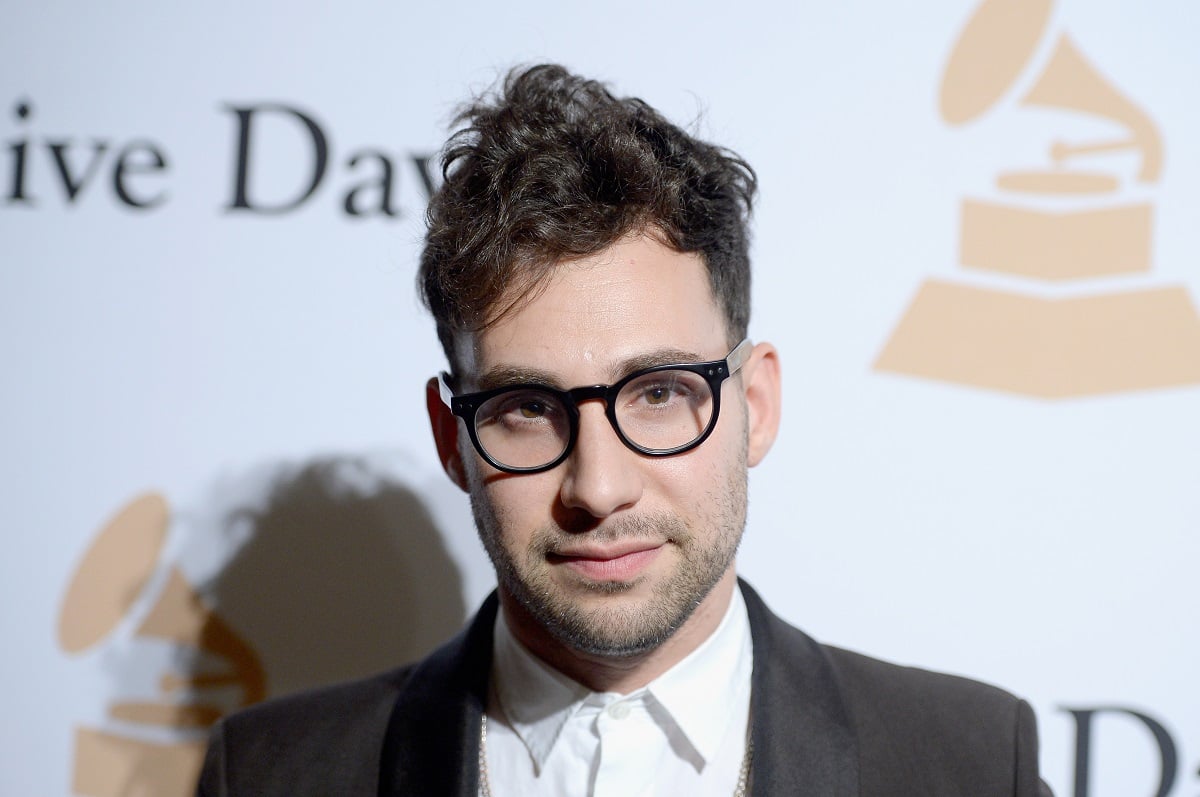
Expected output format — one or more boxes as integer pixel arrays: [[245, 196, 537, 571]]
[[823, 646, 1044, 796], [196, 596, 500, 797], [825, 645, 1023, 719], [229, 663, 415, 730], [199, 665, 416, 797]]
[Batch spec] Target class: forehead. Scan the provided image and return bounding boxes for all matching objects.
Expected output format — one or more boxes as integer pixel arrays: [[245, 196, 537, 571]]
[[456, 235, 727, 383]]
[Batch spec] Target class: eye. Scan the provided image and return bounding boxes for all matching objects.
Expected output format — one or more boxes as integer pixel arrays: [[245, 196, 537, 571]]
[[477, 388, 565, 432], [624, 373, 695, 409], [518, 400, 548, 418], [644, 386, 670, 405], [618, 369, 712, 417]]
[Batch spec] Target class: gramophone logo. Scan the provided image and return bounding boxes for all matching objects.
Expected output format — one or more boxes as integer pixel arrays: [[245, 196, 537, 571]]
[[58, 493, 265, 797], [874, 0, 1200, 397]]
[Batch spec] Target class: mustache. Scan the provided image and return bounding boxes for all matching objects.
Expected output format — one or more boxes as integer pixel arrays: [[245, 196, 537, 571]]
[[531, 513, 690, 555]]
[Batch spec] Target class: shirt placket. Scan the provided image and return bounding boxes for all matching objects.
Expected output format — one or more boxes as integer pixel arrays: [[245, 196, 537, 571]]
[[592, 695, 658, 797]]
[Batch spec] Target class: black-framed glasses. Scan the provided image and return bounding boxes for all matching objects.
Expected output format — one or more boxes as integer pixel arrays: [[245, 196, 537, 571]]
[[438, 339, 753, 474]]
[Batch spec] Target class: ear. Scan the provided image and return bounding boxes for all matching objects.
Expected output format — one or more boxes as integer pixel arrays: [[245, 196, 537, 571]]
[[741, 342, 782, 468], [426, 376, 469, 492]]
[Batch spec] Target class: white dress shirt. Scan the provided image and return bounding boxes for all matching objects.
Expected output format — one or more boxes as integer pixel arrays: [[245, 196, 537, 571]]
[[482, 588, 753, 797]]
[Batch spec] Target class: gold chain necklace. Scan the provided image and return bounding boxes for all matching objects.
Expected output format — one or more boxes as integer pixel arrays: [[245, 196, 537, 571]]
[[478, 713, 753, 796]]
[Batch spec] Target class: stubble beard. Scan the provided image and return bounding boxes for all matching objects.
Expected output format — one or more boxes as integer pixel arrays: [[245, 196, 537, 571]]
[[469, 464, 748, 659]]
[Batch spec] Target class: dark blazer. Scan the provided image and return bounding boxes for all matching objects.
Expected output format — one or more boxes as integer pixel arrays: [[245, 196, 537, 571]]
[[197, 581, 1051, 796]]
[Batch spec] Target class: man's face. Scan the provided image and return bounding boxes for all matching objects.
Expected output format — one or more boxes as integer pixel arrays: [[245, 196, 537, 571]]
[[441, 234, 772, 658]]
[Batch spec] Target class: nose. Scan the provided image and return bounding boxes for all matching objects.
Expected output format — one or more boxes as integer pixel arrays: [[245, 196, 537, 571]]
[[558, 401, 643, 519]]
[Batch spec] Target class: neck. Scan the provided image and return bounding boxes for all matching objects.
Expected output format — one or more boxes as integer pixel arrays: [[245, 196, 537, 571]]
[[498, 569, 738, 694]]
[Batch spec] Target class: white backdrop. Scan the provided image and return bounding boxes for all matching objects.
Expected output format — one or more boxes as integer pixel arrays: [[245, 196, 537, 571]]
[[3, 1, 1197, 795]]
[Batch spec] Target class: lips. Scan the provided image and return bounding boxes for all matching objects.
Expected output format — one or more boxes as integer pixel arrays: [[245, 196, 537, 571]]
[[548, 542, 664, 581]]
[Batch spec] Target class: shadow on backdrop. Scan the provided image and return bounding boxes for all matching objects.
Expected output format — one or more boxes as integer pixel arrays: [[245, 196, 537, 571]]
[[60, 455, 467, 797], [203, 456, 468, 697]]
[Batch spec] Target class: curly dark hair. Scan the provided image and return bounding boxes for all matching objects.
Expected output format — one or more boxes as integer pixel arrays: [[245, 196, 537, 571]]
[[418, 64, 757, 371]]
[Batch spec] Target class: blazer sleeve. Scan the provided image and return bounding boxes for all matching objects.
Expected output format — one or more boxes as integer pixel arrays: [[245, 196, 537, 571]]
[[195, 720, 227, 797], [1015, 699, 1055, 797]]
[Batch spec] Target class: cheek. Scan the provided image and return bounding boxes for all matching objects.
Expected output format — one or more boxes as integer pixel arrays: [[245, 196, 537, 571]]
[[655, 429, 748, 520], [479, 473, 558, 539], [649, 449, 728, 508], [660, 409, 747, 481], [650, 455, 698, 486]]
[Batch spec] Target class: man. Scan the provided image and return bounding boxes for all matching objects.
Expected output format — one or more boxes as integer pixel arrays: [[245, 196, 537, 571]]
[[198, 64, 1050, 796]]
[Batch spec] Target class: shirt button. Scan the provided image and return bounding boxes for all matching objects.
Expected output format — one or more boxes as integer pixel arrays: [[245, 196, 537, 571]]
[[607, 702, 631, 720]]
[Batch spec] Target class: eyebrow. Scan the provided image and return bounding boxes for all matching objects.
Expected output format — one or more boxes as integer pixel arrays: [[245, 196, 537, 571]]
[[475, 347, 707, 391]]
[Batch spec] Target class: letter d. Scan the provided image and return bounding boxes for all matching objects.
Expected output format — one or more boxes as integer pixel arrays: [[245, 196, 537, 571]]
[[223, 103, 328, 213], [1062, 706, 1177, 797]]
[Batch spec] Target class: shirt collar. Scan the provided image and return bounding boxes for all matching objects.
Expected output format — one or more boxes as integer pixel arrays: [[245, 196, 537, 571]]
[[491, 586, 753, 773], [491, 610, 590, 770], [647, 586, 752, 765]]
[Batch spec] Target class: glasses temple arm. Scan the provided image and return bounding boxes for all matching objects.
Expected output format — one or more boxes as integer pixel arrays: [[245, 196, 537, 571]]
[[437, 372, 456, 408], [726, 338, 754, 375]]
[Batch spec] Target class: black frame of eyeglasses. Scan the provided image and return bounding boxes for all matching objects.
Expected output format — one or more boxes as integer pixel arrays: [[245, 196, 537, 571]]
[[437, 339, 753, 474]]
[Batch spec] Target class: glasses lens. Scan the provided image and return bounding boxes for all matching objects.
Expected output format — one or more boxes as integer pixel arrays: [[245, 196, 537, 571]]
[[474, 388, 571, 469], [615, 369, 715, 452]]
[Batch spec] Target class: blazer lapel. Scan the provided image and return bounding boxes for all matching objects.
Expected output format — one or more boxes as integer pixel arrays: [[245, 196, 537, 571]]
[[378, 594, 499, 797], [741, 580, 860, 796]]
